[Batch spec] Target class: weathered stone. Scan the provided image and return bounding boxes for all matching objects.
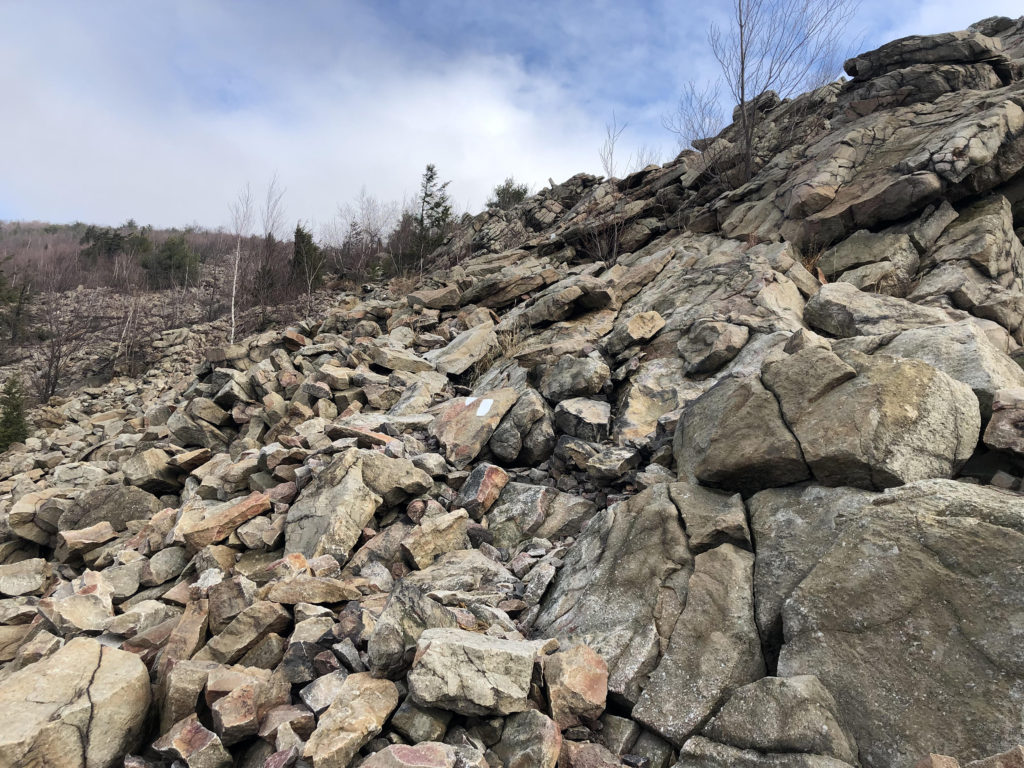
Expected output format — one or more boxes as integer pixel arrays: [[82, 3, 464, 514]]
[[123, 447, 180, 493], [804, 282, 951, 337], [778, 480, 1024, 767], [407, 628, 535, 716], [154, 714, 232, 768], [539, 355, 611, 403], [966, 746, 1024, 768], [58, 485, 162, 533], [359, 450, 433, 506], [430, 389, 519, 469], [368, 550, 514, 678], [361, 743, 458, 768], [674, 375, 810, 495], [703, 675, 858, 763], [285, 449, 383, 562], [401, 509, 471, 569], [492, 709, 562, 768], [0, 557, 52, 596], [544, 643, 608, 728], [633, 544, 764, 746], [984, 387, 1024, 456], [679, 320, 750, 375], [747, 485, 877, 651], [536, 485, 690, 705], [409, 285, 461, 310], [489, 388, 556, 464], [453, 463, 509, 520], [554, 398, 611, 442], [764, 349, 980, 489], [194, 601, 291, 664], [602, 311, 666, 356], [391, 698, 452, 744], [487, 482, 597, 549], [668, 482, 750, 553], [586, 446, 641, 482], [0, 637, 150, 768], [878, 321, 1024, 416], [425, 322, 500, 376], [372, 345, 435, 373], [303, 673, 399, 768]]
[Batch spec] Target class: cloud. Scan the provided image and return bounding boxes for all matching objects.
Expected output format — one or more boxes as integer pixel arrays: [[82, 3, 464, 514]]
[[1, 1, 1020, 231]]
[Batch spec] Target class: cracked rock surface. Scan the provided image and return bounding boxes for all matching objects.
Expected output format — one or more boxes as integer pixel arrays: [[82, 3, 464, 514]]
[[2, 14, 1024, 768]]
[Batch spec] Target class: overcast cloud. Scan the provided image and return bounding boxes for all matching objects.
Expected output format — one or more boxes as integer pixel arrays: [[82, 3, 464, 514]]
[[0, 0, 1020, 232]]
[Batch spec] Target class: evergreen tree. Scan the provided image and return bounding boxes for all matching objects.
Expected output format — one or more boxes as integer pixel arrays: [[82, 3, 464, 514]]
[[416, 164, 453, 258], [291, 222, 323, 289], [487, 176, 529, 210], [140, 234, 199, 288], [0, 376, 28, 451]]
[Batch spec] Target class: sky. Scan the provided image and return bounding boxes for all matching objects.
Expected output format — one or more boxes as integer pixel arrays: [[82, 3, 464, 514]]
[[0, 0, 1021, 234]]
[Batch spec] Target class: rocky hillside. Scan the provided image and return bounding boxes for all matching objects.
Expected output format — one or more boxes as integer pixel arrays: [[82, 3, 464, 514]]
[[2, 16, 1024, 768]]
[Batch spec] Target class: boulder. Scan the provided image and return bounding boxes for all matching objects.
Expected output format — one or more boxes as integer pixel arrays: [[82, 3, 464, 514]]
[[878, 321, 1024, 416], [492, 710, 562, 768], [804, 282, 951, 337], [407, 628, 535, 716], [553, 398, 611, 442], [674, 375, 810, 495], [430, 389, 520, 469], [304, 673, 399, 768], [285, 449, 383, 562], [633, 544, 764, 746], [535, 484, 690, 705], [703, 675, 859, 763], [778, 480, 1024, 767], [539, 355, 610, 403], [425, 322, 499, 376], [763, 349, 980, 489], [0, 637, 150, 768], [983, 387, 1024, 457], [543, 643, 608, 728]]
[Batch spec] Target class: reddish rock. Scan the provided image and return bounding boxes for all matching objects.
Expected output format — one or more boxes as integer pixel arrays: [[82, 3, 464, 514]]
[[454, 463, 510, 520], [545, 644, 609, 728], [154, 714, 231, 768], [430, 389, 519, 469], [181, 492, 271, 550], [362, 742, 458, 768]]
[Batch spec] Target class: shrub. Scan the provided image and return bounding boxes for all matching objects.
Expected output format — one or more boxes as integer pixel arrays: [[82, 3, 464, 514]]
[[487, 176, 529, 210], [0, 376, 29, 450]]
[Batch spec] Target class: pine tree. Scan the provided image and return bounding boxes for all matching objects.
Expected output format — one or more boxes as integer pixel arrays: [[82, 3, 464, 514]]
[[416, 164, 453, 260], [0, 376, 29, 451], [291, 222, 323, 288]]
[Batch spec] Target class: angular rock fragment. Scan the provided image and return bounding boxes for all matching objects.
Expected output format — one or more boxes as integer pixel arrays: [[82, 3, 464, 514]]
[[407, 628, 535, 716]]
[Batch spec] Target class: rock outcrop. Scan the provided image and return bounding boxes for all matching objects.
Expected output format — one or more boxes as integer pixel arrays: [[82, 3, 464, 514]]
[[1, 14, 1024, 768]]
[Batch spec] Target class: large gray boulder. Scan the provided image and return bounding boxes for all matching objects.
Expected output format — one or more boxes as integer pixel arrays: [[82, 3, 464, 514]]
[[804, 282, 952, 338], [284, 448, 383, 562], [763, 348, 980, 489], [535, 484, 691, 705], [877, 320, 1024, 416], [633, 544, 764, 746], [702, 675, 859, 764], [0, 637, 151, 768], [674, 375, 810, 496], [778, 480, 1024, 767]]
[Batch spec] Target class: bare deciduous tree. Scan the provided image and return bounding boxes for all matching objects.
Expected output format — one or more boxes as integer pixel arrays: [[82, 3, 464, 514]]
[[711, 0, 857, 180], [599, 111, 628, 179], [670, 0, 857, 184], [228, 183, 254, 344]]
